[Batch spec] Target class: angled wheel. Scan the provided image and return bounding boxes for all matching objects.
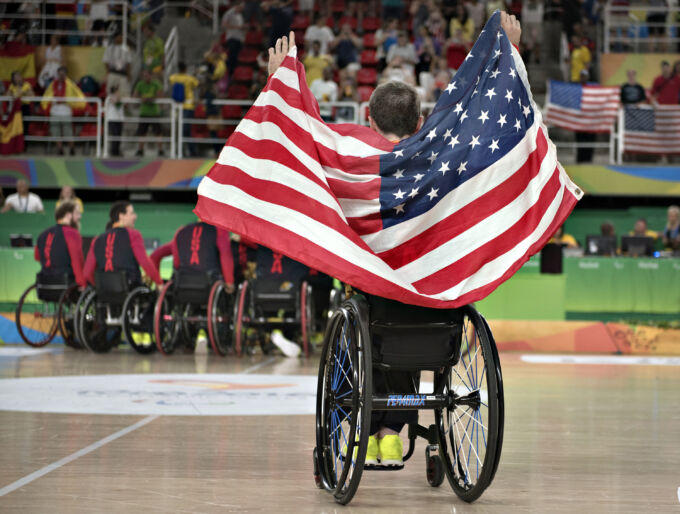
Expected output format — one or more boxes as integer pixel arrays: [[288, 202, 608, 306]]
[[300, 281, 314, 357], [435, 305, 503, 503], [122, 286, 157, 354], [73, 286, 93, 346], [58, 285, 82, 349], [208, 280, 233, 356], [232, 280, 249, 356], [79, 290, 117, 353], [315, 296, 372, 505], [16, 284, 59, 347], [154, 281, 180, 355]]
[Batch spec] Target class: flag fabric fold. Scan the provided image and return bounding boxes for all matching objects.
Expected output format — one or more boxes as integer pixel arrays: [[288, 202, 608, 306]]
[[195, 12, 583, 308], [0, 99, 24, 155], [543, 80, 620, 133], [0, 41, 36, 87]]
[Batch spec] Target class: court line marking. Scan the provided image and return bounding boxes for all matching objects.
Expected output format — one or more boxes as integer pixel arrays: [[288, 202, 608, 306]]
[[521, 354, 680, 366], [0, 414, 159, 497], [241, 356, 279, 374]]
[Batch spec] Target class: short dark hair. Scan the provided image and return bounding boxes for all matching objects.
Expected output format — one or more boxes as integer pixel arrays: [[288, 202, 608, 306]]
[[55, 201, 76, 222], [178, 61, 187, 73], [369, 81, 420, 138], [109, 200, 131, 225]]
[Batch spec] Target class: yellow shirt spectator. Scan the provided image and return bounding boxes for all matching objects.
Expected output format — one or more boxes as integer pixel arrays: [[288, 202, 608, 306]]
[[56, 196, 84, 214], [449, 18, 475, 43], [169, 72, 200, 110], [570, 45, 591, 82], [303, 54, 332, 86], [9, 82, 33, 105]]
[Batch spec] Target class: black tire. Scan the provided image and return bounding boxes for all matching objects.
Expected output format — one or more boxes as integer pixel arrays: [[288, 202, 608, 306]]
[[300, 281, 314, 357], [122, 286, 157, 354], [232, 280, 249, 356], [154, 281, 180, 355], [208, 281, 233, 356], [315, 296, 372, 505], [73, 286, 93, 347], [79, 290, 117, 353], [58, 285, 82, 349], [16, 284, 59, 347], [426, 453, 445, 487], [435, 305, 503, 503]]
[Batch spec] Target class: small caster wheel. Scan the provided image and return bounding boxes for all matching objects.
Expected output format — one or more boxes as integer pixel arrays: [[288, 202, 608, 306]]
[[426, 453, 445, 487], [313, 448, 323, 489]]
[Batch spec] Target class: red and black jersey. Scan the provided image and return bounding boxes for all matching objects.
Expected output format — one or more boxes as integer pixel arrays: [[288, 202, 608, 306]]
[[34, 224, 85, 288], [171, 222, 234, 283], [255, 245, 309, 284], [84, 227, 163, 287]]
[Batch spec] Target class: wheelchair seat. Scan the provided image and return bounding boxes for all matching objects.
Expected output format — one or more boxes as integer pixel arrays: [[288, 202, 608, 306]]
[[36, 271, 73, 303], [94, 270, 131, 306], [173, 269, 216, 305], [367, 294, 463, 370], [251, 278, 299, 317]]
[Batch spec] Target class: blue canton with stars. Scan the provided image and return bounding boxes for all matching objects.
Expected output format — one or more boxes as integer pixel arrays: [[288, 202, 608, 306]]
[[378, 11, 534, 228]]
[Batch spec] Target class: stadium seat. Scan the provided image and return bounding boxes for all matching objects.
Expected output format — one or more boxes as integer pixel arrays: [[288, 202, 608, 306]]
[[363, 33, 376, 48], [191, 123, 209, 138], [331, 0, 345, 13], [360, 50, 377, 66], [79, 123, 98, 137], [228, 84, 249, 100], [291, 14, 310, 30], [245, 31, 262, 46], [338, 16, 357, 30], [27, 122, 48, 137], [356, 68, 377, 85], [362, 17, 380, 31], [325, 16, 335, 28], [221, 104, 242, 119], [239, 47, 258, 64], [233, 66, 254, 83], [357, 85, 374, 103], [217, 125, 236, 140]]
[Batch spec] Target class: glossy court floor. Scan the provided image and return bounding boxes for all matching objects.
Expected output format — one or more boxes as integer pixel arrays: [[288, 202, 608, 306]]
[[1, 346, 679, 513]]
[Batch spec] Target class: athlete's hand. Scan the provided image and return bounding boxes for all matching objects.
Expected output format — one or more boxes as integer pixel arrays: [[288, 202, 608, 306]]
[[268, 30, 295, 76], [225, 283, 235, 294], [500, 11, 521, 48]]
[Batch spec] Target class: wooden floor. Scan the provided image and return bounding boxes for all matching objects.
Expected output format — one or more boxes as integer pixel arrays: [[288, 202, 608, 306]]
[[1, 347, 679, 513]]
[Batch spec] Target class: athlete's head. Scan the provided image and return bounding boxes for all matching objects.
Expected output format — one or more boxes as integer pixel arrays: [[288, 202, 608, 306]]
[[368, 81, 423, 141], [109, 200, 136, 229], [55, 201, 82, 229]]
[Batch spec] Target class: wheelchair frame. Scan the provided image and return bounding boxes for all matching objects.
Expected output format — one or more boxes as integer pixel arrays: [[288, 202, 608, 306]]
[[313, 294, 504, 505]]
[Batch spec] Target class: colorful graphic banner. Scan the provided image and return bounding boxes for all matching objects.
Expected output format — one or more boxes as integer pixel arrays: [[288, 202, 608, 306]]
[[600, 53, 680, 88]]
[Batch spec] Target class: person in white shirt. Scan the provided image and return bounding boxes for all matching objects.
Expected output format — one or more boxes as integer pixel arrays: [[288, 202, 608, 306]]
[[304, 15, 335, 55], [103, 32, 133, 95], [1, 179, 44, 214], [310, 66, 338, 121]]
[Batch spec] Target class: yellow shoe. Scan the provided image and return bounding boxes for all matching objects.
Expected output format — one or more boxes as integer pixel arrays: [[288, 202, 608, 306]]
[[378, 434, 404, 468], [341, 435, 379, 467], [131, 331, 152, 345]]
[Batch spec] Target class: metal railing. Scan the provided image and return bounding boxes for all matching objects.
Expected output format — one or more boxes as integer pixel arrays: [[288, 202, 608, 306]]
[[603, 4, 680, 52], [163, 27, 179, 92], [102, 97, 176, 158], [0, 0, 129, 46]]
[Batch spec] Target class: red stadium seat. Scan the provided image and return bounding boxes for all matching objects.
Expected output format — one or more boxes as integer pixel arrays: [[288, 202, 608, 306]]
[[245, 31, 262, 46], [228, 84, 249, 99], [217, 125, 236, 140], [362, 32, 376, 48], [338, 16, 357, 30], [27, 122, 48, 137], [191, 123, 209, 138], [360, 49, 377, 66], [194, 103, 207, 118], [362, 17, 380, 31], [331, 0, 345, 13], [79, 123, 98, 137], [357, 85, 374, 103], [233, 66, 254, 83], [239, 47, 258, 64], [356, 68, 377, 85], [291, 14, 310, 30], [221, 104, 242, 119], [325, 16, 335, 28]]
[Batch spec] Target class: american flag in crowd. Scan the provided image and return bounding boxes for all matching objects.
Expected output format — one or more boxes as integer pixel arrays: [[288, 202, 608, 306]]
[[623, 105, 680, 154], [543, 80, 620, 132], [195, 12, 583, 308]]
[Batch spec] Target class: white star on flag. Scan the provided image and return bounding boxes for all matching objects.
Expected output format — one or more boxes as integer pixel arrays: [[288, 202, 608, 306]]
[[505, 89, 513, 101], [394, 149, 404, 158], [490, 69, 501, 79], [453, 103, 463, 114], [427, 151, 439, 164], [457, 161, 467, 174], [439, 161, 450, 174], [509, 68, 516, 79], [484, 88, 496, 100], [514, 118, 522, 131], [394, 203, 405, 214], [445, 81, 457, 94], [478, 110, 489, 124], [426, 128, 437, 141], [460, 110, 468, 122], [443, 128, 452, 139], [497, 114, 507, 127], [413, 172, 424, 182], [394, 189, 406, 199], [408, 187, 419, 198], [469, 135, 480, 149], [448, 135, 460, 149], [427, 188, 439, 200], [489, 139, 500, 153], [393, 168, 405, 178]]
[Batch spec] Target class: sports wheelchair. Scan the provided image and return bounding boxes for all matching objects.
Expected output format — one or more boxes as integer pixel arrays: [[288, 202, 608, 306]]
[[15, 272, 81, 348], [313, 293, 504, 505], [75, 271, 157, 354], [153, 270, 233, 355]]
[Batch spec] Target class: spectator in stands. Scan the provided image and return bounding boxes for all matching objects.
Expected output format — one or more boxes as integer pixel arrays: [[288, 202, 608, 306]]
[[169, 62, 200, 157], [620, 69, 647, 105], [248, 68, 267, 99], [386, 31, 417, 75], [425, 8, 447, 49], [303, 40, 333, 86], [41, 66, 85, 156], [84, 200, 163, 288], [550, 225, 579, 247], [34, 201, 86, 288], [297, 0, 314, 20], [330, 24, 362, 79], [304, 14, 335, 55], [336, 77, 360, 122], [104, 31, 133, 96], [521, 0, 543, 64], [243, 0, 264, 31], [382, 0, 404, 21], [263, 0, 294, 48], [142, 24, 165, 76], [449, 4, 475, 45], [662, 205, 680, 251], [221, 0, 246, 79], [199, 77, 223, 156], [465, 0, 486, 35], [375, 18, 400, 71], [630, 218, 658, 239], [9, 71, 34, 135], [38, 34, 63, 89], [575, 69, 595, 163], [410, 0, 432, 35], [414, 27, 437, 79], [1, 179, 44, 214], [56, 186, 84, 214], [570, 35, 591, 82], [203, 40, 228, 95], [106, 85, 124, 157], [382, 55, 415, 85], [311, 66, 338, 122], [424, 57, 451, 101], [646, 0, 668, 52], [134, 69, 164, 157], [601, 221, 616, 237], [87, 0, 110, 46], [650, 60, 680, 105]]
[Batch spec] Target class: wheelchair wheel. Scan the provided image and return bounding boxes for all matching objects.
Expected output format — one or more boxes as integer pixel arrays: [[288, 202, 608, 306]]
[[16, 284, 59, 347], [207, 280, 233, 356], [300, 280, 314, 357], [79, 290, 117, 353], [435, 305, 503, 503], [122, 286, 157, 355], [315, 296, 372, 505], [73, 287, 93, 347], [154, 281, 180, 355], [57, 285, 82, 349], [232, 280, 249, 356]]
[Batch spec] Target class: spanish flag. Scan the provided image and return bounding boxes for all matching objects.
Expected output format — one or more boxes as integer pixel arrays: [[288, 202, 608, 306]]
[[0, 99, 24, 155], [41, 78, 86, 114], [0, 41, 36, 87]]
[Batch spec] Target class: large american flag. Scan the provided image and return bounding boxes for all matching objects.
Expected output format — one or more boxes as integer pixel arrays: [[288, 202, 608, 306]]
[[623, 105, 680, 154], [543, 80, 620, 132], [195, 12, 583, 308]]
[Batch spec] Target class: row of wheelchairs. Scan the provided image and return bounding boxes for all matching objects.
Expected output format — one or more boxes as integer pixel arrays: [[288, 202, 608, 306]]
[[16, 267, 326, 356]]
